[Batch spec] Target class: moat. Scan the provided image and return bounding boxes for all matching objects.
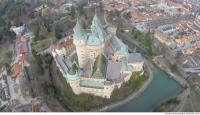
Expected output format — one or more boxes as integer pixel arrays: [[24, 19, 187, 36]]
[[107, 37, 183, 112], [108, 66, 182, 112]]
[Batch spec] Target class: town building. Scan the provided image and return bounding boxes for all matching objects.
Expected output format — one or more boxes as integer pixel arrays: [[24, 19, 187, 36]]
[[0, 69, 10, 110], [8, 26, 36, 111], [52, 38, 75, 57]]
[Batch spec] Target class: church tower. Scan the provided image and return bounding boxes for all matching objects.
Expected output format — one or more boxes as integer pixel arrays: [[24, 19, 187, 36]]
[[73, 19, 87, 68]]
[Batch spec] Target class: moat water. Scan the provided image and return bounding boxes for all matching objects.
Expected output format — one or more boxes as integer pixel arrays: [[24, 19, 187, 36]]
[[109, 67, 182, 112], [108, 39, 183, 112]]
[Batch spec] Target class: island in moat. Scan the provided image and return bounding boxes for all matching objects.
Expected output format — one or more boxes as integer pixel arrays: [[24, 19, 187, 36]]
[[50, 14, 150, 109]]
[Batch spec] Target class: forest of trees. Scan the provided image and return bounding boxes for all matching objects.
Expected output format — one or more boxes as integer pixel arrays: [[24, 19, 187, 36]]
[[130, 27, 153, 56], [0, 0, 35, 43]]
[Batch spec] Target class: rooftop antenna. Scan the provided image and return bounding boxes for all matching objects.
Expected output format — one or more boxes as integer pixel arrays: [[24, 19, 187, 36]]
[[75, 7, 79, 19], [75, 7, 81, 26], [94, 4, 97, 15]]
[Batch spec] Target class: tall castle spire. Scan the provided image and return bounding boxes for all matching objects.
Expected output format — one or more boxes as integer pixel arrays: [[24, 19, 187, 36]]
[[91, 13, 107, 42], [73, 19, 86, 40], [92, 13, 102, 27]]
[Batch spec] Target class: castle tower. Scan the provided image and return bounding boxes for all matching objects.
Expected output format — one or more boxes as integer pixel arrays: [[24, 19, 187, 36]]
[[67, 64, 81, 95], [84, 14, 106, 61], [73, 19, 87, 68]]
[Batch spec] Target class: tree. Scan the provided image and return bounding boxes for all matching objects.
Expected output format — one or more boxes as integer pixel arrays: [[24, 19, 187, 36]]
[[144, 33, 153, 55], [39, 24, 48, 39], [33, 25, 40, 41], [55, 31, 62, 40], [70, 6, 76, 17], [170, 64, 177, 73], [43, 18, 52, 32], [126, 12, 132, 19]]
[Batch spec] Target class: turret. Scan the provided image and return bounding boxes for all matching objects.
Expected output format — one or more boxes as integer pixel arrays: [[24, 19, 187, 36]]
[[67, 66, 79, 81], [73, 19, 87, 68], [73, 19, 87, 46], [67, 64, 81, 94]]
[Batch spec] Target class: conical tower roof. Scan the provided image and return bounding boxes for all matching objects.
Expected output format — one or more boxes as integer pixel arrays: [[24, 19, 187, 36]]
[[68, 63, 78, 75], [73, 19, 86, 40], [92, 14, 102, 27], [91, 14, 107, 41]]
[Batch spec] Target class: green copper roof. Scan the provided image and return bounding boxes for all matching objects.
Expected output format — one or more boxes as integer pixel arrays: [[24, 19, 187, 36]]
[[80, 80, 104, 89], [114, 36, 128, 56], [121, 61, 133, 72], [91, 14, 107, 41], [67, 64, 80, 81], [73, 19, 86, 40], [68, 64, 78, 75], [87, 35, 102, 46], [92, 54, 108, 79], [115, 46, 128, 55], [121, 61, 127, 72]]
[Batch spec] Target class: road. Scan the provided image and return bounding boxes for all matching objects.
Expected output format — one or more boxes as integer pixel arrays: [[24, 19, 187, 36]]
[[153, 55, 190, 112]]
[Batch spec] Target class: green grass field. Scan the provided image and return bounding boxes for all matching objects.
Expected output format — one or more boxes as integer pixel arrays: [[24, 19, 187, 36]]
[[0, 42, 12, 67], [32, 38, 52, 53]]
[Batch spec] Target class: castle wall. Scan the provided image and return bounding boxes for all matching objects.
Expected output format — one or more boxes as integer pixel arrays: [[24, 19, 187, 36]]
[[68, 77, 115, 98], [80, 77, 105, 82], [124, 73, 132, 82], [68, 79, 81, 95], [129, 62, 144, 72], [73, 40, 87, 68], [112, 55, 127, 62], [87, 49, 99, 61], [74, 39, 105, 67], [79, 84, 115, 99]]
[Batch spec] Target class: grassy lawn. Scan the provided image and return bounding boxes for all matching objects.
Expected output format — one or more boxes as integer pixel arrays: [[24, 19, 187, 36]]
[[182, 97, 193, 112], [154, 98, 180, 112], [189, 90, 200, 111], [32, 54, 69, 112], [32, 38, 52, 53], [44, 94, 67, 112], [192, 76, 200, 82], [51, 61, 148, 111], [182, 89, 200, 112], [0, 42, 12, 67]]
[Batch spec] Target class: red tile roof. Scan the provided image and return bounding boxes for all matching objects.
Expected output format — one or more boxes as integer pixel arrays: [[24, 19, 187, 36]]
[[12, 64, 23, 78], [20, 36, 28, 43]]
